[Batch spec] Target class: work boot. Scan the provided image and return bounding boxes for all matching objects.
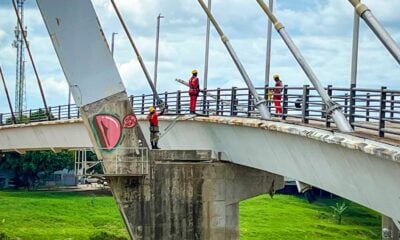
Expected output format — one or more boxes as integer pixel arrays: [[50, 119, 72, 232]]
[[154, 142, 161, 150]]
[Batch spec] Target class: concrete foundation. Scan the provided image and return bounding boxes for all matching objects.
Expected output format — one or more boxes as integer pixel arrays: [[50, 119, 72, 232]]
[[109, 150, 284, 240]]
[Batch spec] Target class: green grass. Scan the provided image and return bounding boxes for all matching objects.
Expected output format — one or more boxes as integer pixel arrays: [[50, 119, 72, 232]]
[[0, 191, 129, 240], [240, 195, 381, 240], [0, 191, 380, 239]]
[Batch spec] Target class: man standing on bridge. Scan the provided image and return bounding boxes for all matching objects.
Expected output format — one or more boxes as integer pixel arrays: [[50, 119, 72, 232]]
[[188, 69, 200, 114], [147, 106, 165, 149], [272, 73, 283, 114]]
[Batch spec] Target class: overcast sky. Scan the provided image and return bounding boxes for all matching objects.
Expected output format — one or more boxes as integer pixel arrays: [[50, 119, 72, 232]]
[[0, 0, 399, 113]]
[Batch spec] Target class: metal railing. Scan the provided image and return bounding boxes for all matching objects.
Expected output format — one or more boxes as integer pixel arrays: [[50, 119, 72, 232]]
[[74, 147, 149, 176], [1, 85, 400, 138], [102, 147, 149, 176]]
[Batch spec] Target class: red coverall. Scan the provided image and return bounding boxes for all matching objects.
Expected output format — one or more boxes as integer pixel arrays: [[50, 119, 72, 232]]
[[188, 76, 200, 113], [147, 109, 164, 149], [273, 80, 283, 114]]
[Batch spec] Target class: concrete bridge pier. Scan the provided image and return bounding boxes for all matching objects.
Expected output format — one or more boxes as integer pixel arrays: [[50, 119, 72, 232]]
[[108, 150, 284, 240], [382, 216, 400, 240]]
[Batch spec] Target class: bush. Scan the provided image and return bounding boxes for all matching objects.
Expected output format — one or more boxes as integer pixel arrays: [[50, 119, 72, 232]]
[[89, 231, 128, 240]]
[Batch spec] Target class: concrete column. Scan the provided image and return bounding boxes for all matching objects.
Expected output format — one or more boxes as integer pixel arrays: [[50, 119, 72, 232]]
[[382, 215, 400, 240], [109, 150, 284, 240]]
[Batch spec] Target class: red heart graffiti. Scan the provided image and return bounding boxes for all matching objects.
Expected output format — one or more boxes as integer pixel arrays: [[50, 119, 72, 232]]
[[93, 115, 122, 150]]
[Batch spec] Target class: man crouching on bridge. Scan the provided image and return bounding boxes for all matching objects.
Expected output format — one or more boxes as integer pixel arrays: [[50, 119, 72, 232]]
[[147, 106, 165, 149]]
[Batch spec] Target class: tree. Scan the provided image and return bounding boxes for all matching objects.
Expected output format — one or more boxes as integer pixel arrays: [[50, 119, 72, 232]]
[[4, 109, 55, 125], [29, 108, 55, 122], [331, 202, 348, 224], [0, 150, 74, 189], [5, 115, 29, 124]]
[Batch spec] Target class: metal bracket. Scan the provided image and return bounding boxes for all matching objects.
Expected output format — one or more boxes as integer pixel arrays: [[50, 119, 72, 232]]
[[254, 99, 267, 107], [355, 3, 369, 16], [325, 102, 341, 115]]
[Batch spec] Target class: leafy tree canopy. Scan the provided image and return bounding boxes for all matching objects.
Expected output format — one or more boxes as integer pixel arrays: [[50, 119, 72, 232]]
[[0, 150, 74, 189]]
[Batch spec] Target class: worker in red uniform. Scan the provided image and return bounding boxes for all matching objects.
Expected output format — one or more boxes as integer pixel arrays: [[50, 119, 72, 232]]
[[272, 73, 283, 114], [188, 69, 200, 114], [147, 106, 165, 149]]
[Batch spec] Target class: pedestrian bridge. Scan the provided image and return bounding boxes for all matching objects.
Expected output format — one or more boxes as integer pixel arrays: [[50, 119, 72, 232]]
[[0, 115, 399, 224]]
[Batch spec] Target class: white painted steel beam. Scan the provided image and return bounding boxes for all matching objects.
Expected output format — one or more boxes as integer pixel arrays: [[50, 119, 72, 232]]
[[36, 0, 126, 107]]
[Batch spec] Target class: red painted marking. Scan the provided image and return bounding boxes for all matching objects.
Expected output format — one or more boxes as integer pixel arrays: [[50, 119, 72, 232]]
[[93, 115, 122, 150], [123, 114, 137, 129]]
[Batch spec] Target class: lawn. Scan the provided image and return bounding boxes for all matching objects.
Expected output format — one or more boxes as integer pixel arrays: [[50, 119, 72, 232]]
[[0, 191, 380, 239], [240, 195, 381, 240], [0, 191, 128, 240]]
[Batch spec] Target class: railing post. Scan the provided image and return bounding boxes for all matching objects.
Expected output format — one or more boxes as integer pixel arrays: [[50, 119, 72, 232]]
[[366, 93, 370, 122], [230, 87, 237, 116], [29, 109, 32, 122], [265, 84, 271, 111], [349, 83, 356, 128], [302, 85, 309, 124], [202, 89, 207, 114], [68, 103, 71, 119], [379, 86, 387, 137], [0, 113, 2, 125], [77, 108, 80, 118], [221, 99, 224, 116], [326, 85, 332, 128], [282, 85, 288, 120], [344, 93, 349, 115], [247, 89, 252, 117], [164, 91, 168, 111], [176, 90, 181, 114], [141, 94, 145, 115], [390, 92, 395, 119], [129, 95, 134, 108], [58, 105, 61, 120], [216, 88, 221, 116]]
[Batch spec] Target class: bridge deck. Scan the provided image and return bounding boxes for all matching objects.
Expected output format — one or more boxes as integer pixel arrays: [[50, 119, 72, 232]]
[[271, 117, 400, 147]]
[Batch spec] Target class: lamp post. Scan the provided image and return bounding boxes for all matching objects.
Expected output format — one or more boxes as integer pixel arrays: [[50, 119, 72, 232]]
[[154, 13, 164, 90], [111, 32, 118, 56], [203, 0, 211, 91], [265, 0, 273, 88], [350, 2, 360, 87]]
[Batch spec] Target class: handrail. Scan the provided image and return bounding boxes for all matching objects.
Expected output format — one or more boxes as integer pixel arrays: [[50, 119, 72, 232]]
[[0, 85, 399, 138]]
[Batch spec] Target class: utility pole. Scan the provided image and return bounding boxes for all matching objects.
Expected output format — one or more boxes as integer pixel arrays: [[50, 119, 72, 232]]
[[154, 14, 164, 90], [350, 1, 360, 87], [203, 0, 211, 91], [12, 0, 27, 117], [265, 0, 273, 88], [111, 0, 164, 108], [197, 0, 271, 119], [111, 32, 118, 56]]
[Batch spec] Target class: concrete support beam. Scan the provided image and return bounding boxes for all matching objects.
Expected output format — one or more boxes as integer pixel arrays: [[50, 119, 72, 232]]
[[109, 150, 284, 240]]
